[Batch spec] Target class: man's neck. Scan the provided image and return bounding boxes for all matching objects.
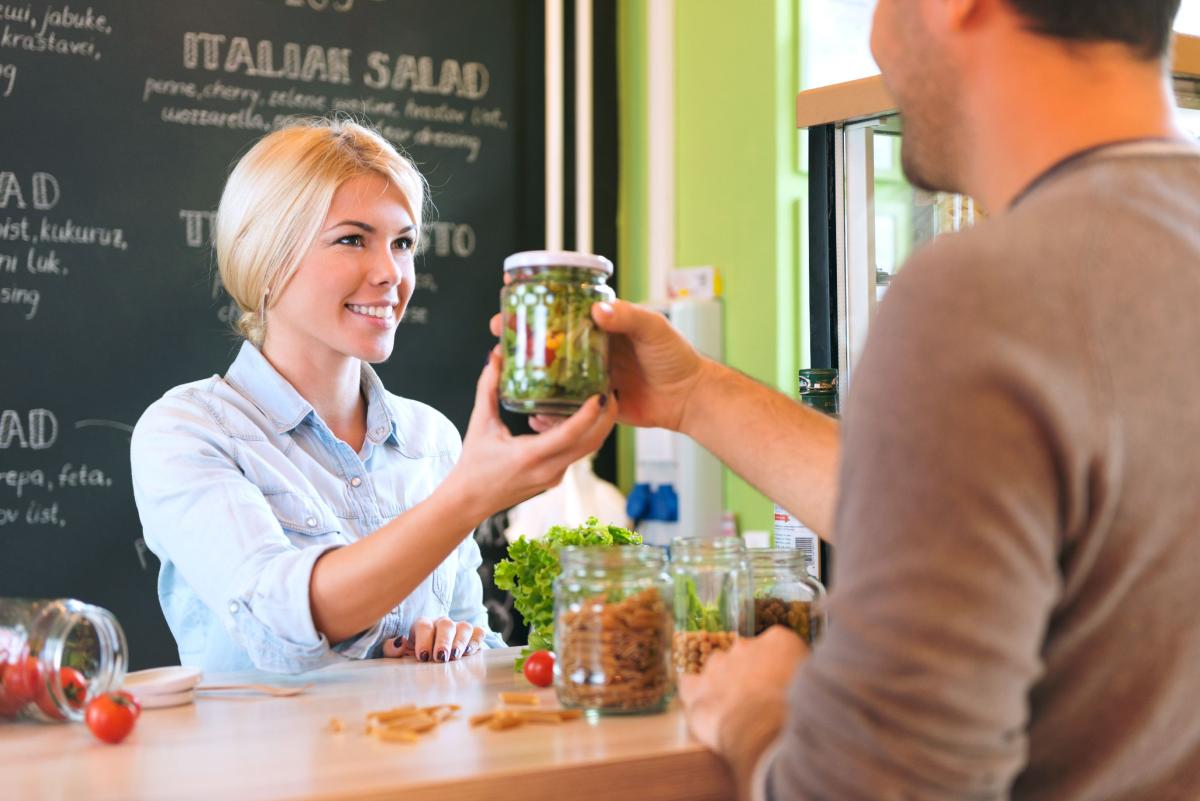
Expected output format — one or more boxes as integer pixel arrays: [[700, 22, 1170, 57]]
[[961, 40, 1185, 212]]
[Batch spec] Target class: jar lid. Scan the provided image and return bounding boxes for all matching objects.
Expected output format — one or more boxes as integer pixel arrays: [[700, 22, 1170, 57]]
[[503, 250, 614, 275]]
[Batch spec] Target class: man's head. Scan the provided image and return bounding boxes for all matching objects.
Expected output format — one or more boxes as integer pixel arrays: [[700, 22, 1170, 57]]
[[870, 0, 1183, 195]]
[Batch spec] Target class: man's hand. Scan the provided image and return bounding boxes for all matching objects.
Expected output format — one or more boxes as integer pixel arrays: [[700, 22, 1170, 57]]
[[679, 627, 809, 799], [592, 300, 709, 432]]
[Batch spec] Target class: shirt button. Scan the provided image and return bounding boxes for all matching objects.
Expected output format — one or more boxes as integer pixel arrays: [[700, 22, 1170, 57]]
[[306, 517, 318, 528], [228, 601, 239, 615], [374, 427, 386, 436], [350, 477, 362, 488]]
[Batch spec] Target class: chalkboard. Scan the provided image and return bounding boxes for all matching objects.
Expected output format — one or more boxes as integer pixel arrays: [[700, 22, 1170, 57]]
[[0, 0, 562, 669]]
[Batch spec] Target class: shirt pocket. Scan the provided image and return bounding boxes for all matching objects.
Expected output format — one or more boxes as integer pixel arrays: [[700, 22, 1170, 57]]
[[431, 557, 455, 609], [262, 490, 341, 544]]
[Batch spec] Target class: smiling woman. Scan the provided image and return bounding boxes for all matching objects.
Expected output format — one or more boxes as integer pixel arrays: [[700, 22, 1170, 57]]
[[129, 119, 617, 675]]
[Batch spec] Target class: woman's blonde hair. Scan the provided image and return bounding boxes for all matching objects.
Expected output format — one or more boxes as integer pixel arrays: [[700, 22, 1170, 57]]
[[215, 118, 426, 346]]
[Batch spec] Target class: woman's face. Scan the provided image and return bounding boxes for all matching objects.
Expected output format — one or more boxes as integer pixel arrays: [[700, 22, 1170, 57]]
[[265, 172, 416, 366]]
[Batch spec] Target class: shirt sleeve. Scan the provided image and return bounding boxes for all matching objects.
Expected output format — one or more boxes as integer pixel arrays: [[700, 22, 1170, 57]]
[[450, 533, 507, 649], [771, 240, 1098, 800], [131, 394, 343, 674]]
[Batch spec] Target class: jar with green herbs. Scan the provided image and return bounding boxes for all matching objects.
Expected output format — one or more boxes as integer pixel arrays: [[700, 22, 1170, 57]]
[[0, 598, 127, 723], [669, 537, 754, 675], [749, 549, 826, 644], [553, 546, 674, 715], [500, 250, 615, 414]]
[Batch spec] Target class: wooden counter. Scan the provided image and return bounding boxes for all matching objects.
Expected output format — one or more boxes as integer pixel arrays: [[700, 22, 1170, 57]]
[[1, 648, 735, 801]]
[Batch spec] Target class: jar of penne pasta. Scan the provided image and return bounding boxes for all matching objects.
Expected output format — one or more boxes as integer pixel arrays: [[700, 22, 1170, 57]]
[[553, 546, 674, 715]]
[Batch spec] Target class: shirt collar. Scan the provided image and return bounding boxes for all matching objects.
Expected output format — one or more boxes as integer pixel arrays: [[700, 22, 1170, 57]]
[[224, 342, 401, 445], [1010, 137, 1200, 210]]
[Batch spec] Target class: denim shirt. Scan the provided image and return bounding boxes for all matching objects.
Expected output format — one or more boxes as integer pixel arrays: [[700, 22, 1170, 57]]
[[130, 342, 504, 674]]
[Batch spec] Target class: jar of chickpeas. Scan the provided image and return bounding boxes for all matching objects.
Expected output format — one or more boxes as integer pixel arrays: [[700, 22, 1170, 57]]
[[669, 537, 754, 675], [748, 548, 826, 644]]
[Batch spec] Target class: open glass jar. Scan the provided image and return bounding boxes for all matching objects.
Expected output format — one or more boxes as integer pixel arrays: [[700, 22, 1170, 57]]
[[669, 537, 754, 675], [0, 598, 128, 723], [500, 250, 615, 414], [749, 549, 826, 644], [553, 546, 674, 715]]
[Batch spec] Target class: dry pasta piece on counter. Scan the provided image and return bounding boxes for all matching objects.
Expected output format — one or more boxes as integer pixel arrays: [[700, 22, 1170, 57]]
[[498, 692, 540, 706]]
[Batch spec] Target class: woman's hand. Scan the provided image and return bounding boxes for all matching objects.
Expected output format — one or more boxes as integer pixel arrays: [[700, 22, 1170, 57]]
[[381, 617, 486, 662], [443, 349, 618, 519]]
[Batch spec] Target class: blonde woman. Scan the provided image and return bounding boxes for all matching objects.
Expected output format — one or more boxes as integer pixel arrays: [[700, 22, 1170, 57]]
[[131, 119, 615, 674]]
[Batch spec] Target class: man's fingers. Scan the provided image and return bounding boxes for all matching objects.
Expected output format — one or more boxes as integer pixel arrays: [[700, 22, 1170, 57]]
[[591, 298, 659, 337], [528, 414, 567, 433]]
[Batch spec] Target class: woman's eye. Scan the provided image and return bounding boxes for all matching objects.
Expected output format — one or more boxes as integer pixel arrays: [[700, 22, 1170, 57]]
[[393, 236, 414, 251], [335, 234, 364, 246]]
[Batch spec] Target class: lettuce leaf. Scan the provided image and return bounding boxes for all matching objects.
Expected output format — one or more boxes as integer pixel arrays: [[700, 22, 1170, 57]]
[[494, 516, 642, 670]]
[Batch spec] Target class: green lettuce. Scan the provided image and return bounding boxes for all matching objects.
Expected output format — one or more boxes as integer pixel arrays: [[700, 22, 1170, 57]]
[[494, 516, 641, 671]]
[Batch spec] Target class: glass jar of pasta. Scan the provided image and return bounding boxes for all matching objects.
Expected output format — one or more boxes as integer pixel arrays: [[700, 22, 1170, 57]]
[[749, 548, 826, 644], [0, 598, 128, 723], [669, 537, 754, 675], [553, 546, 674, 715], [500, 250, 615, 414]]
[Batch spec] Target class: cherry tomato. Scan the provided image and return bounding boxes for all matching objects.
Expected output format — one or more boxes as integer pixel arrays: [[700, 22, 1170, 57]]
[[59, 667, 88, 710], [522, 650, 555, 688], [85, 691, 139, 744], [2, 656, 38, 706], [32, 666, 89, 721]]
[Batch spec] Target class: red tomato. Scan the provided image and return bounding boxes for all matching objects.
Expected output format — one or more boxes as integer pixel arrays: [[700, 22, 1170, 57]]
[[2, 656, 38, 705], [85, 691, 139, 744], [522, 650, 555, 688], [32, 666, 89, 721], [59, 667, 88, 710]]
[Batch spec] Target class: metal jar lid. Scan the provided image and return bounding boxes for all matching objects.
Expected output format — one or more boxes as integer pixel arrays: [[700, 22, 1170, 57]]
[[503, 249, 614, 276]]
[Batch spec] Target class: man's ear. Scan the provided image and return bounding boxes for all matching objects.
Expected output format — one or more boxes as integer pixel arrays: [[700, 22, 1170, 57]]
[[924, 0, 988, 35]]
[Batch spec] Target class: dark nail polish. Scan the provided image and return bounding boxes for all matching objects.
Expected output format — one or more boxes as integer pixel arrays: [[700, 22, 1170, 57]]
[[419, 650, 430, 662], [436, 649, 448, 662], [598, 393, 608, 408], [452, 647, 462, 660]]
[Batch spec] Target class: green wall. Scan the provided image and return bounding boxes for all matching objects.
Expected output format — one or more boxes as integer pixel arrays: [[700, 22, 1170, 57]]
[[617, 0, 808, 535]]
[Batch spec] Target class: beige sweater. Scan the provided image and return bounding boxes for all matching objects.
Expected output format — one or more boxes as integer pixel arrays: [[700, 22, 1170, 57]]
[[772, 143, 1200, 801]]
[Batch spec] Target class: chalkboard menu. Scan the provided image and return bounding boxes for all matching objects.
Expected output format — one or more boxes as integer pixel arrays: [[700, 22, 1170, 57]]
[[0, 0, 551, 668]]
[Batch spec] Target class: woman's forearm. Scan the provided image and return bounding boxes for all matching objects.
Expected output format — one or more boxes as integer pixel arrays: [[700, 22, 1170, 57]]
[[307, 474, 488, 643]]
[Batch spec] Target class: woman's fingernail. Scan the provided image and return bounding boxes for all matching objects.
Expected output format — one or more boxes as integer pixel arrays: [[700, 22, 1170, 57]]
[[596, 302, 613, 315], [598, 394, 608, 408], [452, 647, 462, 660], [392, 636, 404, 648], [419, 650, 430, 662], [435, 649, 448, 663]]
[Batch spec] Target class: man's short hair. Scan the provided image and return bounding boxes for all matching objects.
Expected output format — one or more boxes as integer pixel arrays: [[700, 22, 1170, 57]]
[[1006, 0, 1182, 60]]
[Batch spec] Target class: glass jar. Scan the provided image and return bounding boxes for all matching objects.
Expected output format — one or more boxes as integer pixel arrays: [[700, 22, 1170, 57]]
[[749, 549, 826, 644], [500, 250, 615, 414], [669, 537, 754, 675], [553, 546, 674, 715], [0, 598, 127, 723], [798, 368, 839, 416]]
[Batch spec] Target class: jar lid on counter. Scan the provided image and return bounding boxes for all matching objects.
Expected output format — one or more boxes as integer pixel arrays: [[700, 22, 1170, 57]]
[[503, 250, 614, 275]]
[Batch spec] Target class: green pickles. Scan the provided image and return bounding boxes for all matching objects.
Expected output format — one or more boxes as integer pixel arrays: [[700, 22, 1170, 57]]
[[500, 253, 615, 414]]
